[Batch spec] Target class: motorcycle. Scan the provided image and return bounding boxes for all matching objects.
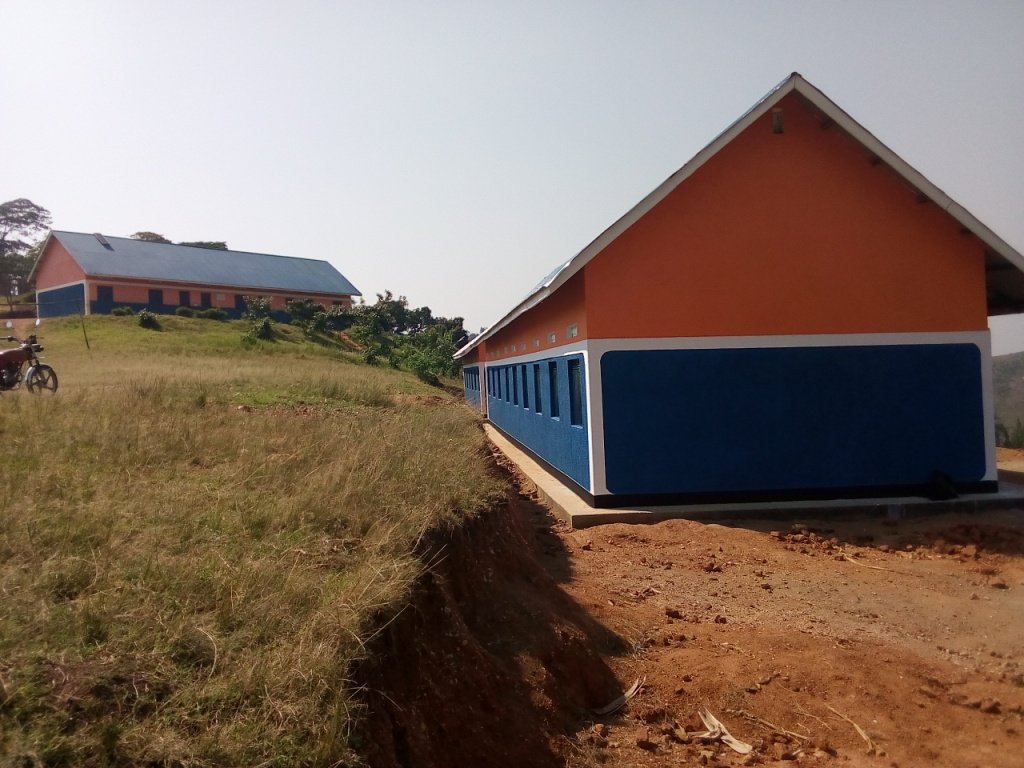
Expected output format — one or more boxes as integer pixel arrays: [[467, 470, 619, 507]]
[[0, 334, 58, 394]]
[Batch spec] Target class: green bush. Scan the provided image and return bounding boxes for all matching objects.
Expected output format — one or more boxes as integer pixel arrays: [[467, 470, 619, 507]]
[[196, 308, 228, 321], [242, 296, 272, 320], [138, 309, 161, 330], [246, 317, 274, 340], [175, 306, 195, 318], [111, 306, 135, 316], [998, 418, 1024, 448], [285, 298, 324, 328]]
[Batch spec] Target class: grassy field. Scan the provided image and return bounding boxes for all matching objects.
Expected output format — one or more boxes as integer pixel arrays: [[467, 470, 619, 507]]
[[0, 315, 501, 766]]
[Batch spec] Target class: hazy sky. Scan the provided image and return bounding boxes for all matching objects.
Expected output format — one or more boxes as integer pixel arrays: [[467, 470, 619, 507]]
[[3, 1, 1023, 351]]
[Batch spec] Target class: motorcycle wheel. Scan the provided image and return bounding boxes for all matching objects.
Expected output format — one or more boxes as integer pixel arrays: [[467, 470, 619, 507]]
[[26, 365, 58, 394]]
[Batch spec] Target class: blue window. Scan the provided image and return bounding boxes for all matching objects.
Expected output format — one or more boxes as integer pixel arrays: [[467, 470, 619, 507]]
[[512, 366, 519, 405], [548, 361, 559, 419], [568, 359, 583, 427], [521, 365, 529, 409], [533, 364, 542, 413]]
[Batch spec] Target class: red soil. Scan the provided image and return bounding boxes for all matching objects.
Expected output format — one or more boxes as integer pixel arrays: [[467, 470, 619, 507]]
[[359, 460, 1024, 768]]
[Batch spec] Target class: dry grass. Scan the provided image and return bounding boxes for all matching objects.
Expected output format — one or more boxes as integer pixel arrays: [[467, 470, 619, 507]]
[[0, 316, 501, 766]]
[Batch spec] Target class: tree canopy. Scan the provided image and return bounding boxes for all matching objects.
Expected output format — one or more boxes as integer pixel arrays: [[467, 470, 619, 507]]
[[131, 232, 228, 250], [130, 231, 172, 243], [246, 290, 467, 384], [0, 198, 52, 300], [178, 241, 228, 250], [347, 291, 467, 383]]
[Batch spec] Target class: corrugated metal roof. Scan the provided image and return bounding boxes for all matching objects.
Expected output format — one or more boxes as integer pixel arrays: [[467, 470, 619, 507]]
[[47, 231, 361, 296], [455, 72, 1024, 359]]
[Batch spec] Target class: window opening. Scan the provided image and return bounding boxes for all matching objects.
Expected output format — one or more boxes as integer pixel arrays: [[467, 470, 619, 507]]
[[533, 364, 542, 413], [548, 361, 559, 418], [568, 359, 583, 426]]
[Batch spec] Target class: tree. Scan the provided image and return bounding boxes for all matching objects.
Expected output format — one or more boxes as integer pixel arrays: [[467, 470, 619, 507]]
[[1013, 418, 1024, 449], [178, 240, 228, 250], [348, 291, 467, 381], [130, 231, 171, 243], [131, 233, 228, 250], [0, 198, 51, 304]]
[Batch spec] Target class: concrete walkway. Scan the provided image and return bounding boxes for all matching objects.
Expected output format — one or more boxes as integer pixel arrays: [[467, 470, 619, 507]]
[[485, 424, 1024, 529]]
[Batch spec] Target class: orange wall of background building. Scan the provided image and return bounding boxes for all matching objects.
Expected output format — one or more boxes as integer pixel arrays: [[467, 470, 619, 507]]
[[85, 279, 351, 310], [584, 93, 988, 339], [35, 241, 85, 287]]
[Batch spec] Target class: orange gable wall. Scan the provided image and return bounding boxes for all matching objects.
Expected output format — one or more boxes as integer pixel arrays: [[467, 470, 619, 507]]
[[584, 93, 987, 339], [35, 239, 86, 288], [484, 271, 586, 361]]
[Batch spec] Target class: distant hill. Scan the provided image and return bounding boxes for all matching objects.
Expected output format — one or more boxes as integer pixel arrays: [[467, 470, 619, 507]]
[[993, 350, 1024, 444]]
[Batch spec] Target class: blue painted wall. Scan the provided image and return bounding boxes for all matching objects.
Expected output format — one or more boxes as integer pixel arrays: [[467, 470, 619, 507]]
[[89, 296, 250, 319], [462, 365, 481, 407], [485, 354, 590, 491], [37, 284, 85, 317], [600, 344, 986, 495]]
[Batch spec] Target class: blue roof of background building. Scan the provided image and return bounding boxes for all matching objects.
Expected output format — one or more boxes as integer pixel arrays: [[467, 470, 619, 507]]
[[49, 231, 360, 296]]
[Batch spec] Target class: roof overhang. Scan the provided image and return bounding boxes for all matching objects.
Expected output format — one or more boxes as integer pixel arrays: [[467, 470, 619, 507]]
[[455, 72, 1024, 359]]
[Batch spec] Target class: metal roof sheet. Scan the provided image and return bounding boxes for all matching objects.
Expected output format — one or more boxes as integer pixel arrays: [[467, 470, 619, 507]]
[[47, 231, 361, 296]]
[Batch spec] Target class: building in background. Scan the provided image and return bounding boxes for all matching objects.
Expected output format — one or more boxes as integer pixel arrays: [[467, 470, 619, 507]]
[[31, 231, 360, 319], [458, 73, 1024, 508]]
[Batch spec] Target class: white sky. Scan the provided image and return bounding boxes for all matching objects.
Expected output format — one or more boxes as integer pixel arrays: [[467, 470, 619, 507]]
[[2, 1, 1023, 352]]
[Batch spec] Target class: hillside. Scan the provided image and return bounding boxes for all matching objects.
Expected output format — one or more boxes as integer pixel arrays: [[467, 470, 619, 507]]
[[0, 315, 502, 766], [993, 350, 1024, 443]]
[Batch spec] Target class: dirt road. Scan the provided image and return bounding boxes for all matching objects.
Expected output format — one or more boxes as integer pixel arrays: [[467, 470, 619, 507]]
[[541, 504, 1024, 767]]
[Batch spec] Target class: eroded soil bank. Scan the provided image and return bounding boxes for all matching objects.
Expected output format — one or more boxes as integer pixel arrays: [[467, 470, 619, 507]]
[[355, 487, 624, 768], [357, 464, 1024, 768]]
